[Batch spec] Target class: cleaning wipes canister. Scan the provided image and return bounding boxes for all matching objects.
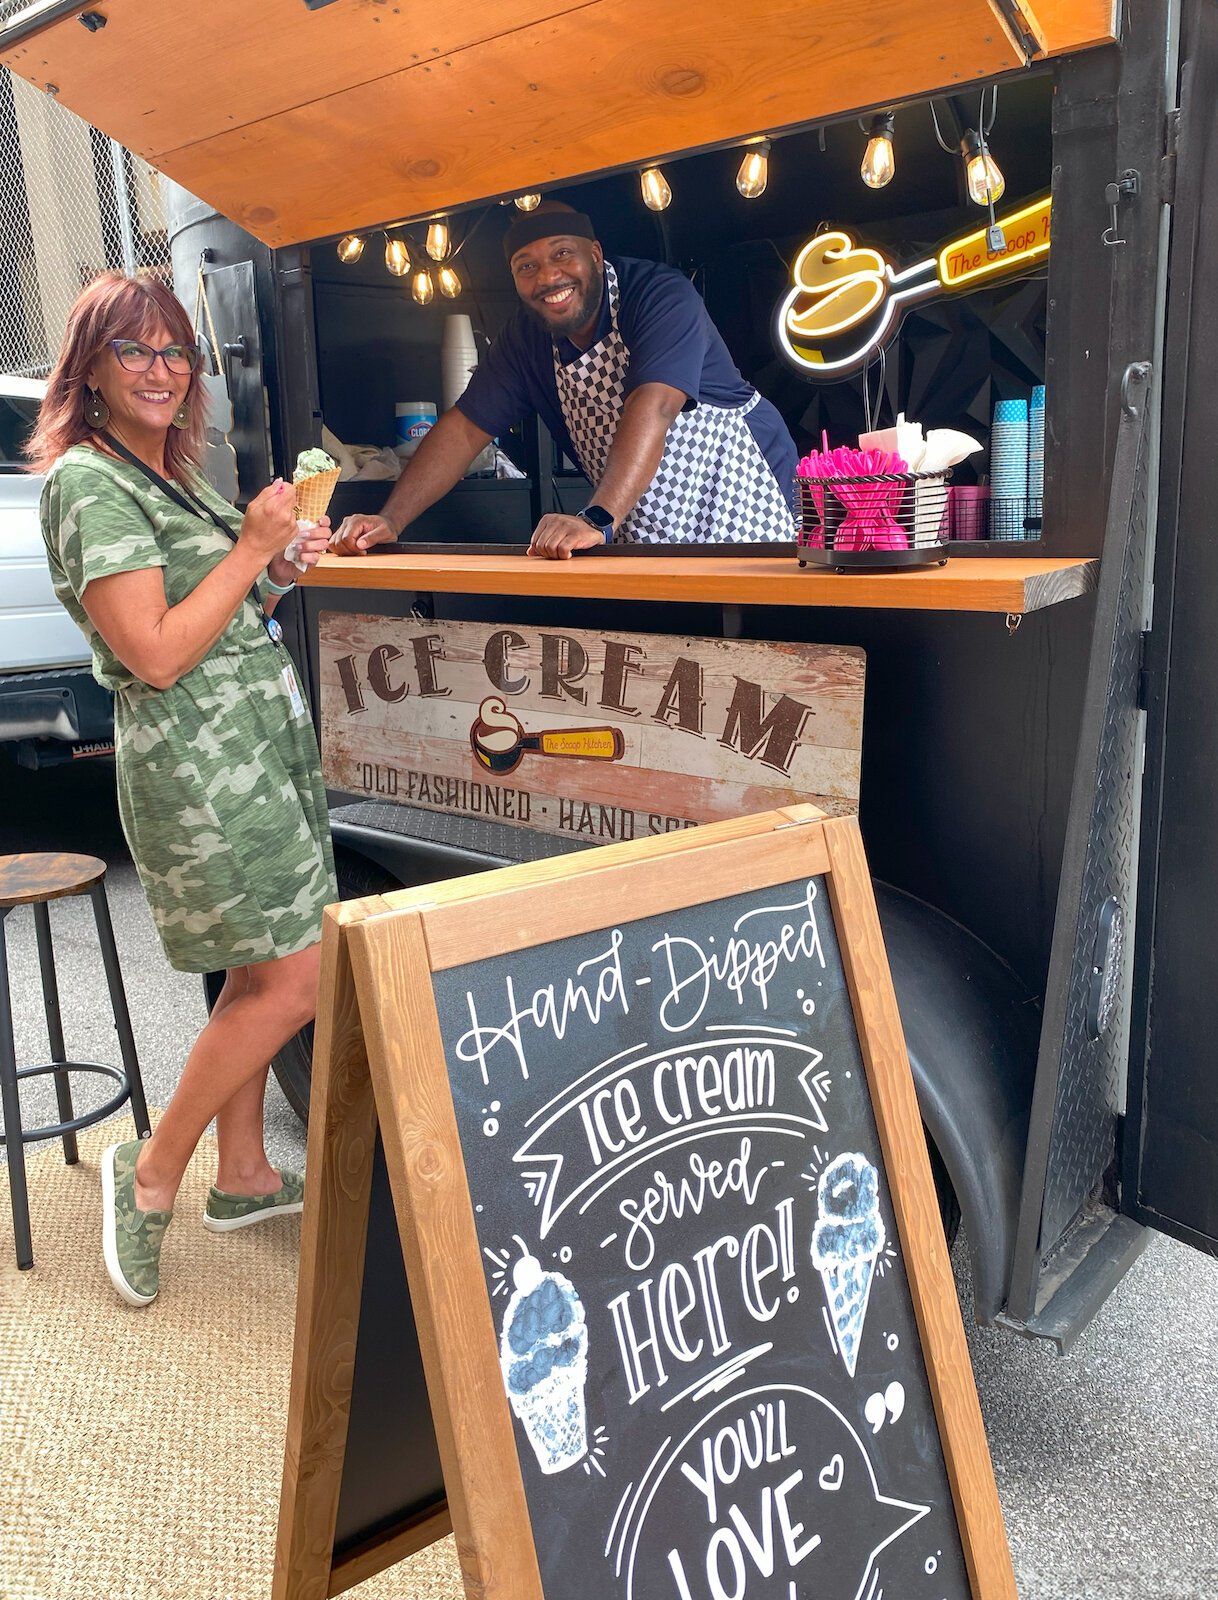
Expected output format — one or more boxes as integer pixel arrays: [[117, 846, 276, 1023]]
[[394, 401, 437, 459]]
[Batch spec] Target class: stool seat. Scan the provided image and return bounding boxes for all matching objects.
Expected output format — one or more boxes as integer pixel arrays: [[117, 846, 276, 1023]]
[[0, 852, 107, 908], [0, 851, 149, 1268]]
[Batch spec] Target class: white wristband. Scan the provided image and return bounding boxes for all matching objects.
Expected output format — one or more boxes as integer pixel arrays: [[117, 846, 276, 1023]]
[[263, 575, 297, 596]]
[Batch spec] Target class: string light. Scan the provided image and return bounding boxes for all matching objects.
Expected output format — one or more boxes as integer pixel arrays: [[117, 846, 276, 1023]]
[[384, 236, 410, 276], [425, 218, 450, 261], [860, 112, 896, 189], [438, 264, 462, 298], [412, 268, 435, 305], [337, 234, 365, 263], [735, 141, 770, 200], [514, 193, 541, 211], [932, 89, 1005, 208], [640, 167, 672, 211], [960, 128, 1005, 206]]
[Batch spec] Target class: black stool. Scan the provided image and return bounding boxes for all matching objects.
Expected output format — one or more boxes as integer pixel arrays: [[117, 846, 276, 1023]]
[[0, 852, 150, 1269]]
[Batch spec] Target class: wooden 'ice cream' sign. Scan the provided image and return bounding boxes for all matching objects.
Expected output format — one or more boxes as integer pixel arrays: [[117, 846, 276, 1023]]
[[275, 809, 1017, 1600]]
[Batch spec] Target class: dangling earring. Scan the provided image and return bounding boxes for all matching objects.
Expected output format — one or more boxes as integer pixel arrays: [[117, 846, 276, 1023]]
[[84, 388, 110, 429], [171, 399, 191, 430]]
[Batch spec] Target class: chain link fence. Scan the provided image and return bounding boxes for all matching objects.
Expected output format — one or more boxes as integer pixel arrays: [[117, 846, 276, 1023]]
[[0, 65, 169, 376]]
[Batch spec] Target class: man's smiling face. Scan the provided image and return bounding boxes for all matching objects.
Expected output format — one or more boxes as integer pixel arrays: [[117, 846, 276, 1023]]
[[510, 234, 605, 341]]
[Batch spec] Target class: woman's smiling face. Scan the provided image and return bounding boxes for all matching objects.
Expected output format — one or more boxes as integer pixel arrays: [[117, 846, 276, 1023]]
[[86, 323, 193, 441]]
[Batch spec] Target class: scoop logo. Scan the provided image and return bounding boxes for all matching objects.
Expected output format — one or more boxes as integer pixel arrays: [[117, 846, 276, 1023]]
[[471, 694, 626, 777], [775, 193, 1051, 380], [783, 233, 889, 343]]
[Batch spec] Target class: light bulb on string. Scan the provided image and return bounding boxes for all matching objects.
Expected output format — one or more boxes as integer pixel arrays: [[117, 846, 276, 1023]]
[[438, 264, 462, 298], [514, 193, 541, 211], [425, 218, 450, 261], [640, 167, 671, 211], [337, 234, 365, 263], [859, 112, 896, 189], [960, 129, 1005, 206], [384, 236, 410, 276], [735, 141, 770, 199], [412, 268, 435, 305]]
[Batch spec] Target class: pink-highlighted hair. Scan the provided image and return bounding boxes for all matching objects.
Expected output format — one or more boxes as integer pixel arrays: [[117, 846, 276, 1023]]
[[25, 272, 207, 478]]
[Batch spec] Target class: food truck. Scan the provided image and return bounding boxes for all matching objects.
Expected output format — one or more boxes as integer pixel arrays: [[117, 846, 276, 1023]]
[[4, 0, 1213, 1357]]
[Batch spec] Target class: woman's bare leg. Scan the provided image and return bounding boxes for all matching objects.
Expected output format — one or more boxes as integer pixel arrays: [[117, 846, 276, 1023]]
[[132, 941, 320, 1213], [203, 964, 285, 1193], [212, 1068, 276, 1194]]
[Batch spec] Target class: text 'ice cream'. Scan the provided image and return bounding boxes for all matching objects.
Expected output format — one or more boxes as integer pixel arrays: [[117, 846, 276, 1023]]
[[500, 1253, 589, 1474]]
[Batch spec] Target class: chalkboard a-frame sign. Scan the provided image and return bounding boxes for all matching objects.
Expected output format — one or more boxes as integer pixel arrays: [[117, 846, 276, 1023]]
[[274, 806, 1018, 1600]]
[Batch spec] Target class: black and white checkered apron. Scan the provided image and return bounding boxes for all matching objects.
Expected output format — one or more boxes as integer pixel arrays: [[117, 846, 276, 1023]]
[[553, 264, 796, 544]]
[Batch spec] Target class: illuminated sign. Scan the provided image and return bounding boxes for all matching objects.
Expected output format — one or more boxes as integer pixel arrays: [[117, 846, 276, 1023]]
[[774, 193, 1051, 380]]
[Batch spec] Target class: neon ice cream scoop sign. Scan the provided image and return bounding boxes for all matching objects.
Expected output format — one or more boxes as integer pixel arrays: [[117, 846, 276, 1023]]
[[774, 193, 1051, 379]]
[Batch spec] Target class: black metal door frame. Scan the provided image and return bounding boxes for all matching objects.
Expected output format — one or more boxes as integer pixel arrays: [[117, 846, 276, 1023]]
[[1001, 0, 1179, 1338], [1124, 0, 1218, 1256]]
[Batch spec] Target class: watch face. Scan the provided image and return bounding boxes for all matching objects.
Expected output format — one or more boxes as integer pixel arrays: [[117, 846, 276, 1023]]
[[580, 504, 614, 531]]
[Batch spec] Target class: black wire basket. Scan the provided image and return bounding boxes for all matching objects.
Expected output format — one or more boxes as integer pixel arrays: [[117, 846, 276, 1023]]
[[796, 470, 952, 571], [987, 494, 1044, 541]]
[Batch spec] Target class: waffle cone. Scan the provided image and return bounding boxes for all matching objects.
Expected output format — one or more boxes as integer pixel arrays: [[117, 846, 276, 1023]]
[[293, 467, 341, 522], [818, 1253, 878, 1378]]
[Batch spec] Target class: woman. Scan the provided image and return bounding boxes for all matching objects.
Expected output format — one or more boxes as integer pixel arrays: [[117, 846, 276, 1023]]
[[30, 272, 336, 1307]]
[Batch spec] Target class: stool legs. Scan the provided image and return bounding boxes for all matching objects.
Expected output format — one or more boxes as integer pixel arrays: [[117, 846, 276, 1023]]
[[89, 882, 150, 1138], [0, 910, 34, 1270], [33, 902, 78, 1166]]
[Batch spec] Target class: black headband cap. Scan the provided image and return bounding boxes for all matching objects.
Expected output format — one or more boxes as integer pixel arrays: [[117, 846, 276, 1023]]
[[503, 210, 596, 262]]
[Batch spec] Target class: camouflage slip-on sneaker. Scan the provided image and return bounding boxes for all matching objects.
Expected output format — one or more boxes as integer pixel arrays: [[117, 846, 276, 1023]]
[[202, 1168, 305, 1233], [101, 1140, 173, 1307]]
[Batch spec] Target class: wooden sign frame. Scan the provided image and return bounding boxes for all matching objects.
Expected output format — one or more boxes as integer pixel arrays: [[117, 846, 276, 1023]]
[[274, 806, 1017, 1600]]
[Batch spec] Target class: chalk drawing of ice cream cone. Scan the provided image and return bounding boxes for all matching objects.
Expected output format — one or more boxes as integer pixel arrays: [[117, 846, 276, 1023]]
[[500, 1252, 589, 1474], [471, 695, 625, 777], [811, 1152, 885, 1378]]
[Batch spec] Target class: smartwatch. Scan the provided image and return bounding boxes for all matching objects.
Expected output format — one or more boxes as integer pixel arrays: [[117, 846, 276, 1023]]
[[577, 503, 616, 541]]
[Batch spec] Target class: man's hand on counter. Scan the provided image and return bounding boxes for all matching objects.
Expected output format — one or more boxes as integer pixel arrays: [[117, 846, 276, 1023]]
[[330, 514, 398, 556], [528, 513, 607, 560]]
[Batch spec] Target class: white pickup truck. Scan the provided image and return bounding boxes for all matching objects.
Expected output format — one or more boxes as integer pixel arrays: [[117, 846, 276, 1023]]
[[0, 375, 113, 768]]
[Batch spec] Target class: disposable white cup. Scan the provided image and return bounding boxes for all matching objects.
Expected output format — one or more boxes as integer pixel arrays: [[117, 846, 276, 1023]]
[[441, 314, 480, 412]]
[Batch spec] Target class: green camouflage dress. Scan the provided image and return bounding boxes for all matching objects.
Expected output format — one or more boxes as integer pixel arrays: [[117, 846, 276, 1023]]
[[41, 445, 336, 973]]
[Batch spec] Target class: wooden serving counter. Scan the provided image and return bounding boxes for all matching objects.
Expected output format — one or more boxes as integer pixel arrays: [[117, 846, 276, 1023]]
[[301, 550, 1098, 616]]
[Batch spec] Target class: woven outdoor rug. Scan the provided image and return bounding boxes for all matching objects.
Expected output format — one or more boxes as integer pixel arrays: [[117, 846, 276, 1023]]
[[0, 1121, 465, 1600]]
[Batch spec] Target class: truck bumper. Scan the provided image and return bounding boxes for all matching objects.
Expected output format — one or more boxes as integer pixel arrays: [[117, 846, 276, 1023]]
[[0, 667, 113, 753]]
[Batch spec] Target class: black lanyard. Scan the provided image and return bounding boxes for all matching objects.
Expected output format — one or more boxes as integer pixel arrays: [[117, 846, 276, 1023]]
[[98, 432, 282, 646]]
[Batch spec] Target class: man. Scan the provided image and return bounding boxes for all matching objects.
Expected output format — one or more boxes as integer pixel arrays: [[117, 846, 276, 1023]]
[[333, 200, 797, 561]]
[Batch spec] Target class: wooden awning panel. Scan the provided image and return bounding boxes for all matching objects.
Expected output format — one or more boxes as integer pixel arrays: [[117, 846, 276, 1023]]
[[2, 0, 1115, 247]]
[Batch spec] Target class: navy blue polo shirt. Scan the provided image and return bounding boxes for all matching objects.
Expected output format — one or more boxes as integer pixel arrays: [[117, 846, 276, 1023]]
[[456, 255, 796, 500]]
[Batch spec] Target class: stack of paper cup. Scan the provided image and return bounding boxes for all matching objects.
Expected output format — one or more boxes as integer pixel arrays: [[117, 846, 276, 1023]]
[[442, 313, 497, 474], [990, 398, 1029, 539], [441, 313, 480, 412], [1028, 386, 1045, 525]]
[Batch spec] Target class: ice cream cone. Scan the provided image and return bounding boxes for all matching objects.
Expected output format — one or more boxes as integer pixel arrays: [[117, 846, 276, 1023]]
[[293, 466, 341, 523], [500, 1254, 589, 1475], [811, 1152, 886, 1378], [509, 1353, 589, 1474], [817, 1253, 880, 1378]]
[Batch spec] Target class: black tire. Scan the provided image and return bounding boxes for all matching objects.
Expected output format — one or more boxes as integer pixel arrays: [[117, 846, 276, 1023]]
[[270, 849, 405, 1122], [927, 1135, 962, 1250]]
